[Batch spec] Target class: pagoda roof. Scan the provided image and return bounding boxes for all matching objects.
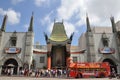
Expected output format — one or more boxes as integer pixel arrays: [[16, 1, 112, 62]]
[[49, 22, 68, 42]]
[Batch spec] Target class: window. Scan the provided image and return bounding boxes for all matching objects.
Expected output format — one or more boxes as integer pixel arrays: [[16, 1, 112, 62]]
[[73, 57, 77, 62], [40, 56, 45, 63], [10, 37, 17, 46]]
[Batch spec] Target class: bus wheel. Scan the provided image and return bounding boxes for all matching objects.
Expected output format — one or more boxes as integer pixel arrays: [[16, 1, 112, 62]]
[[116, 74, 120, 79], [100, 73, 105, 78], [77, 73, 82, 78]]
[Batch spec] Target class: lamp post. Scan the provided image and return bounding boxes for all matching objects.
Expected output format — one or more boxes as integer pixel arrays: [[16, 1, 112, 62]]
[[0, 65, 2, 75]]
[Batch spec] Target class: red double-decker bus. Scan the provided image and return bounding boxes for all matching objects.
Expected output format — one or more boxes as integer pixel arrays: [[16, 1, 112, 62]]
[[68, 62, 111, 78]]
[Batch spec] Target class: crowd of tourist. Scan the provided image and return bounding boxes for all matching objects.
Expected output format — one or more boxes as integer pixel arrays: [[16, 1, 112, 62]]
[[1, 68, 14, 76], [1, 68, 120, 79], [1, 68, 68, 78], [21, 68, 68, 78]]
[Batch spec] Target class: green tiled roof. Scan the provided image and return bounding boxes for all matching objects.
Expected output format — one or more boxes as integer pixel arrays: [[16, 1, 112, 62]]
[[50, 22, 68, 42]]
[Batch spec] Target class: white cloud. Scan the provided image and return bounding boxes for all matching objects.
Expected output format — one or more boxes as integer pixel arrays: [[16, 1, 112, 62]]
[[56, 0, 85, 35], [0, 8, 6, 15], [40, 11, 57, 35], [64, 22, 75, 37], [40, 11, 53, 25], [57, 0, 120, 27], [23, 24, 29, 30], [34, 0, 50, 7], [11, 0, 23, 5], [42, 0, 120, 38], [57, 0, 81, 20], [0, 8, 21, 25], [85, 0, 120, 26], [47, 22, 53, 34]]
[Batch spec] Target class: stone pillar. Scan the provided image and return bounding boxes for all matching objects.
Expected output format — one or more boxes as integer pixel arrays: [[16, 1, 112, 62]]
[[17, 66, 19, 75], [24, 32, 34, 70], [0, 66, 2, 75], [117, 64, 120, 74]]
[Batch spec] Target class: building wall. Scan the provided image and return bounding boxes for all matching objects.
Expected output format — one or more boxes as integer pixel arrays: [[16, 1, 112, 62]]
[[78, 33, 86, 50], [0, 32, 34, 68], [0, 32, 25, 56], [71, 54, 86, 62], [33, 53, 47, 69], [33, 45, 47, 69], [24, 32, 34, 68], [79, 25, 120, 74], [93, 33, 119, 62]]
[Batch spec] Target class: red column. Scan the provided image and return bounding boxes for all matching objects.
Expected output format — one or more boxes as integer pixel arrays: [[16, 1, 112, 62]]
[[66, 51, 71, 67], [66, 57, 71, 67], [47, 56, 51, 69]]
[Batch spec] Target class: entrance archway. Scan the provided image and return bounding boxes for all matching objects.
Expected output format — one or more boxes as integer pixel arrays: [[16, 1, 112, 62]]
[[51, 46, 67, 68], [103, 59, 117, 73], [2, 58, 18, 75]]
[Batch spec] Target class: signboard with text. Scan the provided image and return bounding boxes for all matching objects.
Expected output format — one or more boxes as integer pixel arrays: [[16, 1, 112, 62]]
[[5, 47, 21, 54], [99, 47, 115, 54]]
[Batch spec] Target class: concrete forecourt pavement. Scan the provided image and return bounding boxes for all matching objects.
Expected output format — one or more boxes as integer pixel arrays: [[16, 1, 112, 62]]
[[0, 76, 119, 80]]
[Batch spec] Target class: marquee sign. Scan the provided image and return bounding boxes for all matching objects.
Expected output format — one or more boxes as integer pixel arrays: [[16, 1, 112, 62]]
[[5, 47, 21, 54], [98, 47, 115, 54]]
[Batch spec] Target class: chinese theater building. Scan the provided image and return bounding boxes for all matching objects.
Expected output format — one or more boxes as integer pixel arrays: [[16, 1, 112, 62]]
[[33, 22, 84, 70], [44, 21, 73, 69], [0, 14, 120, 75]]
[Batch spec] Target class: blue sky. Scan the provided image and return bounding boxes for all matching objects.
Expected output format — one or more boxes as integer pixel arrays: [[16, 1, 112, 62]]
[[0, 0, 120, 45]]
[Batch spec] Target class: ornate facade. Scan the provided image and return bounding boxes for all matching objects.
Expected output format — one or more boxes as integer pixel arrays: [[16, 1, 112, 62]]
[[79, 16, 120, 74], [0, 14, 120, 75], [0, 14, 34, 74]]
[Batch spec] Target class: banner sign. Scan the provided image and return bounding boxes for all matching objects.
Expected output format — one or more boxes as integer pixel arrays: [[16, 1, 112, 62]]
[[69, 62, 109, 69], [99, 47, 115, 54], [5, 47, 21, 54], [77, 63, 100, 68]]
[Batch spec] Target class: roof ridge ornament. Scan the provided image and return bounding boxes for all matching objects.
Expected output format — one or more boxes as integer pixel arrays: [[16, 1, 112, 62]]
[[70, 32, 74, 41]]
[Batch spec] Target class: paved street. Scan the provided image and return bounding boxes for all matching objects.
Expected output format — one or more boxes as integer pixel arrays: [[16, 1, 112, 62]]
[[0, 76, 119, 80]]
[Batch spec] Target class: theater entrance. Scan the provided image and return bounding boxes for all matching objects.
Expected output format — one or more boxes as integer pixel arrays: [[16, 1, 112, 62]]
[[51, 46, 67, 68], [103, 58, 117, 73], [2, 58, 18, 75]]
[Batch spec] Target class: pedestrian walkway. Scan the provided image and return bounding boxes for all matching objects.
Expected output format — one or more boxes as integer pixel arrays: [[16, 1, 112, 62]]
[[0, 76, 119, 80]]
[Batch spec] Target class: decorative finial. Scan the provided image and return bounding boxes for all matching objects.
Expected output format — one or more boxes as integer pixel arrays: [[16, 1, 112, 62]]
[[54, 18, 56, 23], [1, 14, 8, 32], [86, 13, 91, 32], [62, 19, 64, 23], [86, 12, 88, 17], [32, 11, 34, 16], [110, 15, 116, 33], [28, 12, 34, 32]]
